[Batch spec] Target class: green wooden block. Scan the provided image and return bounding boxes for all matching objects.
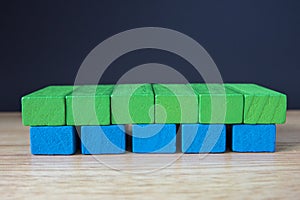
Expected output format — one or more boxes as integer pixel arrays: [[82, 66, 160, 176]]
[[66, 85, 114, 125], [226, 84, 287, 124], [153, 84, 198, 123], [21, 86, 75, 126], [111, 84, 154, 124], [190, 84, 243, 124]]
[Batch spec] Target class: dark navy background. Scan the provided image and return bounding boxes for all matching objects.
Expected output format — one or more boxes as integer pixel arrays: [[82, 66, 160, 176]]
[[0, 0, 299, 111]]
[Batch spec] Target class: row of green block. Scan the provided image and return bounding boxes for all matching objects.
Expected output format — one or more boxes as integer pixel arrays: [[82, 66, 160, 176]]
[[21, 83, 287, 126]]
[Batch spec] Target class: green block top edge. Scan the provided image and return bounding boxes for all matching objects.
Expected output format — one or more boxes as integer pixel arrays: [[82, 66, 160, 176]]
[[152, 84, 197, 96], [21, 83, 287, 100], [189, 83, 242, 96], [111, 83, 154, 96], [66, 85, 114, 97], [225, 83, 286, 97], [22, 86, 76, 99]]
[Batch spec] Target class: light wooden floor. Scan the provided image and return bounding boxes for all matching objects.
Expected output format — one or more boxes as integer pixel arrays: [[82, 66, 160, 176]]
[[0, 111, 299, 199]]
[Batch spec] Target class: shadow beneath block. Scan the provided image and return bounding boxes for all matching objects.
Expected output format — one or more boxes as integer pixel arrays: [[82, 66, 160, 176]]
[[176, 124, 182, 153], [226, 125, 232, 152], [125, 124, 132, 152]]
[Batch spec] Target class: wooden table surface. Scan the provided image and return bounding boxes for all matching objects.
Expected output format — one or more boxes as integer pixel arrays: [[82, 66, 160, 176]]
[[0, 111, 299, 199]]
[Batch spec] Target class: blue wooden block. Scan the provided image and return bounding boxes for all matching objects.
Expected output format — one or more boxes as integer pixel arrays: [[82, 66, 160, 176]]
[[30, 126, 77, 155], [231, 124, 276, 152], [81, 125, 126, 154], [132, 124, 176, 153], [182, 124, 226, 153]]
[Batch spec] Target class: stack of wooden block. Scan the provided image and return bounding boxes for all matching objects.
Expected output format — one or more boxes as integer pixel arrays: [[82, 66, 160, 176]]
[[21, 84, 287, 155]]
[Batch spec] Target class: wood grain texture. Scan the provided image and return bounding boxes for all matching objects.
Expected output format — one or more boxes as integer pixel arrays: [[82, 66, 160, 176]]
[[153, 84, 198, 123], [226, 84, 287, 124], [111, 84, 154, 124], [21, 86, 75, 126], [66, 85, 113, 125], [191, 84, 243, 123], [0, 111, 300, 199]]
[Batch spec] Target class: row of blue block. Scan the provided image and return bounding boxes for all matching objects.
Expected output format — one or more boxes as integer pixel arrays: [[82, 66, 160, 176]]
[[30, 124, 276, 155]]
